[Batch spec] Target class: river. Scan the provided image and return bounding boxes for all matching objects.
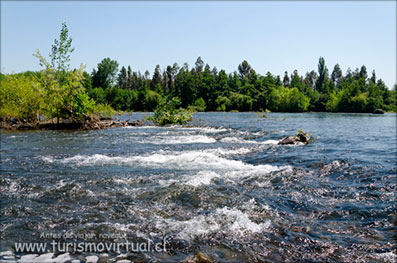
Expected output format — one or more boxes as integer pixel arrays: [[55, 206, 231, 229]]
[[1, 112, 396, 262]]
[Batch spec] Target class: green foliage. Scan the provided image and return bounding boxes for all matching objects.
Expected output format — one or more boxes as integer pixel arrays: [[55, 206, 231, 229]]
[[228, 92, 253, 111], [149, 97, 192, 126], [89, 87, 107, 105], [143, 89, 162, 111], [193, 97, 206, 112], [93, 103, 116, 119], [91, 55, 393, 114], [92, 58, 119, 90], [5, 37, 397, 122], [215, 96, 230, 111], [0, 74, 43, 122], [34, 50, 94, 122], [0, 22, 100, 124], [49, 22, 74, 72], [268, 87, 310, 112], [72, 91, 95, 119]]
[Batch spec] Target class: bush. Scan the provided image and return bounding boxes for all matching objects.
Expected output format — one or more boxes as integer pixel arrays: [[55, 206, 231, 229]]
[[215, 96, 230, 111], [193, 97, 206, 112], [149, 97, 192, 126], [268, 87, 310, 112], [229, 92, 253, 111], [93, 103, 116, 119], [0, 74, 43, 122]]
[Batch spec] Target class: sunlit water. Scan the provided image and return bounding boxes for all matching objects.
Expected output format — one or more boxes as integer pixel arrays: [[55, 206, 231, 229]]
[[1, 112, 396, 262]]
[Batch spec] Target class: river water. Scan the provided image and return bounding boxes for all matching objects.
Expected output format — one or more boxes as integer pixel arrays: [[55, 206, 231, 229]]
[[1, 112, 396, 262]]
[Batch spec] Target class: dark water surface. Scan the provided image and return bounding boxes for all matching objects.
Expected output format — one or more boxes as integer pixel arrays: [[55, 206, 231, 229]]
[[1, 112, 396, 262]]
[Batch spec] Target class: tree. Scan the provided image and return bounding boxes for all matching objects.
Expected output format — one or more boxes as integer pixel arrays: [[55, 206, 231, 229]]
[[304, 70, 317, 91], [331, 64, 343, 87], [0, 74, 43, 122], [151, 64, 162, 92], [195, 56, 204, 73], [118, 66, 128, 89], [49, 22, 74, 72], [370, 70, 376, 83], [33, 23, 94, 123], [316, 57, 329, 93], [92, 58, 119, 90], [238, 60, 252, 79], [290, 69, 304, 91], [283, 71, 290, 87], [126, 66, 133, 89], [359, 65, 368, 80], [34, 51, 94, 122]]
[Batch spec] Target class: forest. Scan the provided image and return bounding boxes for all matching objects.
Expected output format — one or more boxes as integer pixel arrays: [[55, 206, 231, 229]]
[[1, 23, 396, 124]]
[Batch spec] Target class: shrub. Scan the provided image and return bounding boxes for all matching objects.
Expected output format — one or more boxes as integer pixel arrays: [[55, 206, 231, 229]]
[[93, 103, 116, 119], [0, 74, 43, 122], [149, 97, 192, 126]]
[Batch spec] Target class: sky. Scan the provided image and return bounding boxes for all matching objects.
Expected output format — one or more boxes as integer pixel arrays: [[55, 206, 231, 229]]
[[1, 1, 396, 88]]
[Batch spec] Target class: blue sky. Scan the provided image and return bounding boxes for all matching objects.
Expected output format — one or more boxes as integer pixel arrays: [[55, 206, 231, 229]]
[[1, 1, 396, 88]]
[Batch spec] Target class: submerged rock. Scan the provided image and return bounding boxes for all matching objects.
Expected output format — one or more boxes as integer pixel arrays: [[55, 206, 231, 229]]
[[372, 109, 385, 114], [186, 252, 213, 263], [278, 130, 311, 145]]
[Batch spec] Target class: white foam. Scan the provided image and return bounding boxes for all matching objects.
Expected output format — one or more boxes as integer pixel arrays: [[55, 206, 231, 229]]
[[123, 125, 161, 129], [205, 147, 252, 156], [184, 171, 221, 187], [41, 156, 54, 163], [158, 178, 179, 186], [156, 207, 271, 240], [179, 126, 228, 133], [0, 251, 13, 257], [19, 254, 38, 262], [220, 137, 257, 144], [17, 253, 71, 263], [123, 125, 228, 134], [375, 252, 396, 262], [31, 253, 54, 262], [85, 255, 98, 263], [148, 135, 216, 144], [54, 151, 287, 178]]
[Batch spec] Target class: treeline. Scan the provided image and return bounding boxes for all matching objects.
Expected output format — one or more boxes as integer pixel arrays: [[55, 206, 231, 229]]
[[1, 22, 396, 125], [82, 56, 396, 113]]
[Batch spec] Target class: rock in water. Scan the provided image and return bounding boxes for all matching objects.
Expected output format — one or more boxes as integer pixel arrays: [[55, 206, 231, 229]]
[[278, 136, 297, 145], [185, 252, 213, 263], [278, 130, 311, 145], [297, 132, 310, 143], [372, 109, 385, 114]]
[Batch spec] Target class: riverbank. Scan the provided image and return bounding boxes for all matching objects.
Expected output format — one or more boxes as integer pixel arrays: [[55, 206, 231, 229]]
[[0, 119, 142, 131]]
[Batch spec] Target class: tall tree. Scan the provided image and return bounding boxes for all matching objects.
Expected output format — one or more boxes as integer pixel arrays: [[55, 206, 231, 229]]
[[92, 58, 119, 90], [195, 56, 204, 73], [49, 22, 75, 72], [331, 64, 343, 87], [359, 65, 368, 80], [238, 60, 252, 79], [304, 71, 317, 91], [370, 70, 376, 83], [34, 23, 94, 123], [118, 66, 128, 89], [151, 65, 162, 90], [127, 66, 132, 89], [316, 57, 329, 93], [283, 71, 290, 87]]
